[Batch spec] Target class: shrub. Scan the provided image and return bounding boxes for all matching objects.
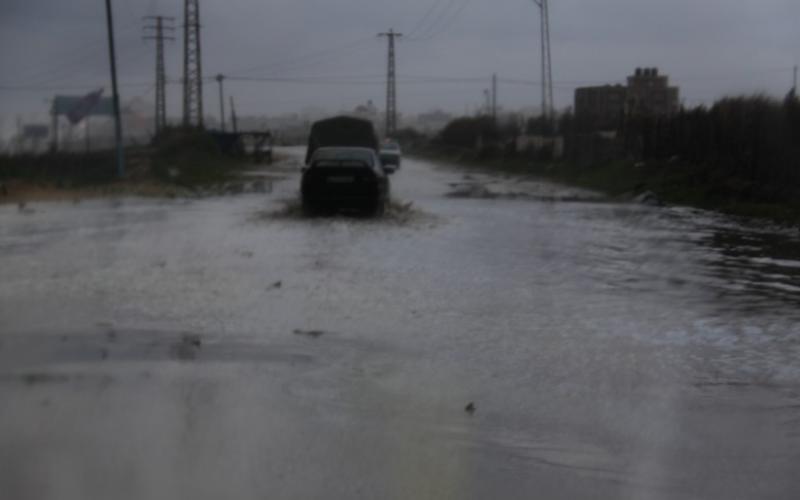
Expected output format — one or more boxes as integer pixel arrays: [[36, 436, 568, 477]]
[[150, 127, 233, 185]]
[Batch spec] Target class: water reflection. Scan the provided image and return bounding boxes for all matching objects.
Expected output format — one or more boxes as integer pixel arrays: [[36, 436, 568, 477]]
[[588, 205, 800, 322], [705, 225, 800, 314]]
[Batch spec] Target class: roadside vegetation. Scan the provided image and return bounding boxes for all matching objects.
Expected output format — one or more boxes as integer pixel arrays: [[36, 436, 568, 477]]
[[0, 127, 261, 203], [411, 93, 800, 225], [150, 127, 246, 186], [0, 151, 120, 186]]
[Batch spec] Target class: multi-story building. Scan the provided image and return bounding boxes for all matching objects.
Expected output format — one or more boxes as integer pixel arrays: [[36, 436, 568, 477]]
[[574, 85, 627, 131], [626, 67, 680, 116], [574, 67, 680, 131]]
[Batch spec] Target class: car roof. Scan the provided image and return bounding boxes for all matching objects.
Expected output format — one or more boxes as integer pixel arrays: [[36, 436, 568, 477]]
[[312, 147, 376, 159], [311, 147, 377, 165]]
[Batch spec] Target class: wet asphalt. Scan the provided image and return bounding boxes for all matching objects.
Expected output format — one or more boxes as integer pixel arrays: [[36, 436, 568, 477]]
[[1, 148, 800, 499]]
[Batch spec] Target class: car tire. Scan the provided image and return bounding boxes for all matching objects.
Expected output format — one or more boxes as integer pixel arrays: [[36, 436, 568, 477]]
[[301, 197, 318, 217], [372, 198, 386, 217]]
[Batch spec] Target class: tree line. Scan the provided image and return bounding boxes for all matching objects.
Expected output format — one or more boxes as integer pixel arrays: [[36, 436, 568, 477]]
[[432, 93, 800, 201], [618, 94, 800, 199]]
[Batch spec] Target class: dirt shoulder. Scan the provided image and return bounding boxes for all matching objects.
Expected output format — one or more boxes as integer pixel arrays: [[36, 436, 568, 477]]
[[0, 154, 296, 206], [411, 148, 800, 227]]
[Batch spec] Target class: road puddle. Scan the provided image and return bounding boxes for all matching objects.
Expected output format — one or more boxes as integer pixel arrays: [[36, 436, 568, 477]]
[[446, 180, 606, 204], [250, 198, 440, 227]]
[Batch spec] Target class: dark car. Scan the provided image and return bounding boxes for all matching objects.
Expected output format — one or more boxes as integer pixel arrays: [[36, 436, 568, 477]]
[[305, 116, 380, 165], [379, 140, 402, 173], [301, 147, 389, 215]]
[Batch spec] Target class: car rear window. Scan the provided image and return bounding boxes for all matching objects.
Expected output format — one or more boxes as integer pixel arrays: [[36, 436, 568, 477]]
[[312, 160, 370, 169], [312, 149, 375, 165]]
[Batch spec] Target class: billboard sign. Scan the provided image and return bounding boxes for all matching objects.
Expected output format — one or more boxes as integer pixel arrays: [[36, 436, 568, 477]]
[[53, 90, 114, 123]]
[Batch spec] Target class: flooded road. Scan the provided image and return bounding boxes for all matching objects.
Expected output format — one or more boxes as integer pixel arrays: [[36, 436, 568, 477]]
[[2, 149, 799, 499]]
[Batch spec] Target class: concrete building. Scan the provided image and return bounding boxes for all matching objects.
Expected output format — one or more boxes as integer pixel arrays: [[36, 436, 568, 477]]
[[575, 67, 680, 131], [626, 67, 680, 116], [412, 110, 453, 134], [575, 85, 627, 131]]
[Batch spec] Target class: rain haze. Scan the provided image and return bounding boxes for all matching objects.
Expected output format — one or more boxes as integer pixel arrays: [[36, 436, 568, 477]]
[[2, 2, 800, 500]]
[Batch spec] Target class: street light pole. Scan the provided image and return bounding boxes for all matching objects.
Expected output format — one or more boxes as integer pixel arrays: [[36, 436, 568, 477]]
[[532, 0, 554, 124], [215, 74, 226, 132], [104, 0, 125, 177]]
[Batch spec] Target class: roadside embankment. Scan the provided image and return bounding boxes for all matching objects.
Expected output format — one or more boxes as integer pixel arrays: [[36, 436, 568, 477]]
[[412, 146, 800, 227], [0, 129, 287, 205]]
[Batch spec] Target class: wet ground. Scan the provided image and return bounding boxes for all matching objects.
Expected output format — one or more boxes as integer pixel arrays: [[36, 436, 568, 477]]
[[1, 148, 799, 499]]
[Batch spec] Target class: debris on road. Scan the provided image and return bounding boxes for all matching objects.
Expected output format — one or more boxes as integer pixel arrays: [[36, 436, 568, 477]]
[[293, 329, 326, 339], [182, 333, 202, 348], [21, 373, 70, 385], [17, 201, 35, 214], [465, 402, 476, 415], [447, 183, 495, 199], [170, 333, 203, 361], [633, 190, 664, 206]]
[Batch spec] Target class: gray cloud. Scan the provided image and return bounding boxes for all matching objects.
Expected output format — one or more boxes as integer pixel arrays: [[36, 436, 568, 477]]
[[1, 0, 798, 134]]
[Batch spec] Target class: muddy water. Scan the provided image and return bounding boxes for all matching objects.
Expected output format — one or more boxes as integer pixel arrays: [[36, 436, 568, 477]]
[[1, 149, 799, 499]]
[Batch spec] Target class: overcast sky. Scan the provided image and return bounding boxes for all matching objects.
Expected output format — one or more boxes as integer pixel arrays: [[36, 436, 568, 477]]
[[1, 0, 799, 134]]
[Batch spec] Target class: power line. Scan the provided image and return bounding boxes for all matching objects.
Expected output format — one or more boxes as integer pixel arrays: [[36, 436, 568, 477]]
[[407, 0, 450, 39], [0, 82, 153, 92], [222, 36, 376, 77], [412, 0, 458, 40], [409, 0, 473, 42], [430, 0, 474, 39], [3, 24, 148, 89]]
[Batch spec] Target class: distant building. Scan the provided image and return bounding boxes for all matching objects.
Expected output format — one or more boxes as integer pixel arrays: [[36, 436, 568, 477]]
[[348, 100, 380, 132], [414, 110, 453, 134], [574, 85, 627, 131], [353, 100, 378, 121], [626, 67, 680, 116], [575, 67, 680, 131]]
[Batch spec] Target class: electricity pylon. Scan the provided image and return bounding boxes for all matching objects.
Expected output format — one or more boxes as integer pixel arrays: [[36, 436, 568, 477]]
[[533, 0, 554, 123], [378, 29, 402, 137], [182, 0, 203, 128], [144, 15, 175, 134]]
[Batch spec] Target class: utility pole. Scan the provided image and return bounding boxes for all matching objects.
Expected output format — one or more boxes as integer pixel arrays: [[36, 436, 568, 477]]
[[50, 106, 58, 153], [215, 74, 226, 132], [144, 15, 175, 135], [483, 89, 491, 115], [183, 0, 203, 128], [532, 0, 554, 124], [104, 0, 125, 177], [18, 114, 26, 155], [229, 96, 238, 133], [492, 73, 498, 123], [378, 29, 402, 137]]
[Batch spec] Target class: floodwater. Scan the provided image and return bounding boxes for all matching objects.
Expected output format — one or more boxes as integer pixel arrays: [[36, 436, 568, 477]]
[[1, 148, 799, 500]]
